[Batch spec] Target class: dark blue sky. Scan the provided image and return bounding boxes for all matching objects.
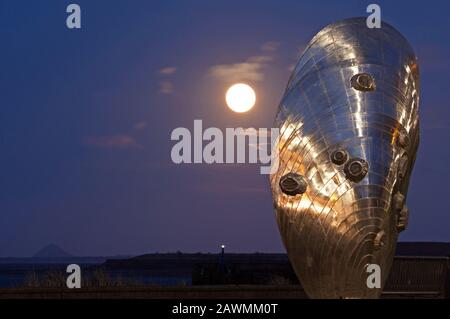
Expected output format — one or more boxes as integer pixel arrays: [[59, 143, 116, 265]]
[[1, 0, 449, 257]]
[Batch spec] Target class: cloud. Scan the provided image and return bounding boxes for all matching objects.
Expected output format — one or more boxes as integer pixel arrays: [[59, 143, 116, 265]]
[[159, 66, 177, 75], [261, 41, 280, 52], [207, 41, 281, 83], [159, 80, 174, 94], [133, 122, 148, 130], [158, 66, 177, 94], [208, 55, 273, 83], [84, 135, 142, 149]]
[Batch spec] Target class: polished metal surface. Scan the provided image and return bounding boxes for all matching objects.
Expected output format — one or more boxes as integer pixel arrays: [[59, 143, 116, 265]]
[[270, 18, 420, 299]]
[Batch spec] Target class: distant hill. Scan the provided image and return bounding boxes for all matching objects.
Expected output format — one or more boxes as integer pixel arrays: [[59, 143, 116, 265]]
[[32, 244, 73, 258], [0, 245, 130, 264]]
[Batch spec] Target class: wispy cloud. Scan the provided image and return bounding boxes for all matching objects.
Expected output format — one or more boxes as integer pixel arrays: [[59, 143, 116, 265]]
[[261, 41, 280, 52], [84, 135, 142, 149], [159, 66, 177, 75], [208, 55, 273, 83], [133, 121, 148, 130], [159, 80, 174, 94], [208, 41, 280, 83], [158, 66, 177, 94]]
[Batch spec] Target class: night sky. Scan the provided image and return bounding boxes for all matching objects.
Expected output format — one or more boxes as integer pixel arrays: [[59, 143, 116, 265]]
[[1, 0, 449, 257]]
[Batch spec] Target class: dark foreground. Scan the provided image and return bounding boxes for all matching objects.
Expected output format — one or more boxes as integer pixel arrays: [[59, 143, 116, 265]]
[[1, 243, 449, 299], [0, 285, 445, 299]]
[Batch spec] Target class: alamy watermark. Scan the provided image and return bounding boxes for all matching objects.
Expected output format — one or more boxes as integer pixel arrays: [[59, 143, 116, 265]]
[[66, 4, 81, 29], [170, 120, 279, 175], [366, 4, 381, 29], [366, 264, 381, 289], [66, 264, 81, 289]]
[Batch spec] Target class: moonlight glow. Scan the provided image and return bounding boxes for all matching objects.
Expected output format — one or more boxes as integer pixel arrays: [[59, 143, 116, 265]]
[[225, 83, 256, 113]]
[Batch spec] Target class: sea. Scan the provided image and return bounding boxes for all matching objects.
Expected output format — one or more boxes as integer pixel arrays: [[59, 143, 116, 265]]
[[0, 263, 191, 288]]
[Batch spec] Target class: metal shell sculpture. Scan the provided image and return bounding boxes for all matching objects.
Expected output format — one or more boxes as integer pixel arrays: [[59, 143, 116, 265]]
[[270, 18, 420, 299]]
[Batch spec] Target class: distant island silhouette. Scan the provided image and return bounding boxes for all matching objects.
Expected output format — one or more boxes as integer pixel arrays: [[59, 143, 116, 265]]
[[0, 242, 449, 265], [33, 244, 73, 258]]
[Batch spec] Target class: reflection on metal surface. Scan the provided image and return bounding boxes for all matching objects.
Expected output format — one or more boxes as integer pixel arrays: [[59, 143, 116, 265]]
[[397, 129, 410, 148], [270, 18, 420, 299], [397, 206, 409, 232], [373, 230, 386, 251], [397, 154, 409, 181]]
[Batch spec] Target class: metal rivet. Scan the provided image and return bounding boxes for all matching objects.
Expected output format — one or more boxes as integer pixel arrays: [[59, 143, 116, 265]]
[[351, 73, 376, 92], [279, 173, 307, 196], [331, 149, 348, 165], [344, 158, 369, 182]]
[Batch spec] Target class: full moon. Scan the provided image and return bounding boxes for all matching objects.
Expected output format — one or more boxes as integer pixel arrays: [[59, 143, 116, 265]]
[[225, 83, 256, 113]]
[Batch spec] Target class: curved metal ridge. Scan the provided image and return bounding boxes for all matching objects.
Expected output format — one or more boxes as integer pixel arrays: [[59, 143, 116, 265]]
[[270, 17, 420, 299]]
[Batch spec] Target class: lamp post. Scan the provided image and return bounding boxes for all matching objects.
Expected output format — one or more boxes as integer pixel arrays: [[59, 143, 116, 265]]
[[218, 244, 226, 273]]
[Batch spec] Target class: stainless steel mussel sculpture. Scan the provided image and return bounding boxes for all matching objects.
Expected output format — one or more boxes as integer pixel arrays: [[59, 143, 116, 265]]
[[270, 17, 420, 299]]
